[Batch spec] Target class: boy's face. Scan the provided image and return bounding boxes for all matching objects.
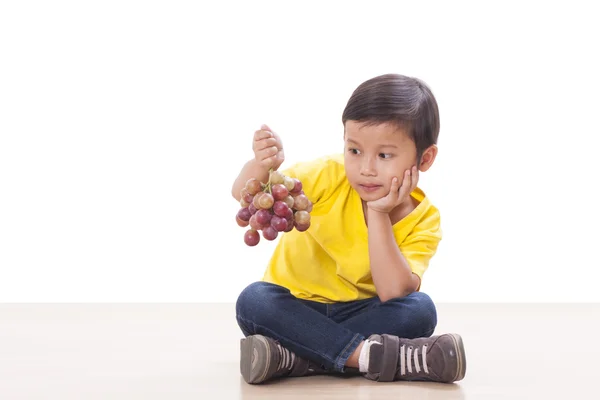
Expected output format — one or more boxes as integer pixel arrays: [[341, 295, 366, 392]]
[[343, 120, 426, 203]]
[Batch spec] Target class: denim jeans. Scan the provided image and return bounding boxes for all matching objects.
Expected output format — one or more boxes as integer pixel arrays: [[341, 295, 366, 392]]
[[235, 281, 437, 372]]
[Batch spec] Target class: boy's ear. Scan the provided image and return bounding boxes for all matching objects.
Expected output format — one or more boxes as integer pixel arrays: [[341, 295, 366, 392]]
[[418, 145, 438, 172]]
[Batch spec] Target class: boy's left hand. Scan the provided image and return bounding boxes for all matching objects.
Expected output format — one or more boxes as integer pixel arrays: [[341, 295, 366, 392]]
[[367, 166, 418, 214]]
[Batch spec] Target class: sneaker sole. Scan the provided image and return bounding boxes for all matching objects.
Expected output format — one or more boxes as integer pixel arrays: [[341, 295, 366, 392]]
[[240, 335, 271, 384], [448, 333, 466, 382]]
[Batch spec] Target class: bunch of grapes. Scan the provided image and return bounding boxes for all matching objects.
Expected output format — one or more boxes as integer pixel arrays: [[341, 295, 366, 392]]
[[236, 170, 313, 246]]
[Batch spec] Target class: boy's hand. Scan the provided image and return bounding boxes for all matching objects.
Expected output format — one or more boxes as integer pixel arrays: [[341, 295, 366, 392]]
[[367, 166, 418, 214], [252, 124, 284, 171]]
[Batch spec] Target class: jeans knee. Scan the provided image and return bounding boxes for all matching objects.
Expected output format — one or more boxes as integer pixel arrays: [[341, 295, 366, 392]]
[[385, 291, 437, 337], [235, 281, 288, 336], [408, 292, 438, 336], [235, 281, 281, 321]]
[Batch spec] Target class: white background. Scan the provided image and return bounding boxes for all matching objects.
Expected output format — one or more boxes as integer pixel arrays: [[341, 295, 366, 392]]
[[1, 1, 598, 302]]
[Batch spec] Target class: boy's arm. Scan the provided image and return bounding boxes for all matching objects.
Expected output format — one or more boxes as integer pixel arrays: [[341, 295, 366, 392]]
[[367, 209, 421, 302], [365, 168, 438, 302], [232, 125, 284, 201]]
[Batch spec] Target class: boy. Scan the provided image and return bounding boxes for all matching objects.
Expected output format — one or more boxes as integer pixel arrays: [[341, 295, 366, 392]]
[[231, 74, 466, 384]]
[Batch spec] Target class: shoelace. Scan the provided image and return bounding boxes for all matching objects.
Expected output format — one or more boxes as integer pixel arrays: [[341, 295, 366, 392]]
[[399, 344, 429, 376], [276, 343, 295, 371]]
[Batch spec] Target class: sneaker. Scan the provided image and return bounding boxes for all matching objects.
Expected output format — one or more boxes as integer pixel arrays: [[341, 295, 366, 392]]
[[240, 334, 328, 384], [363, 333, 466, 383]]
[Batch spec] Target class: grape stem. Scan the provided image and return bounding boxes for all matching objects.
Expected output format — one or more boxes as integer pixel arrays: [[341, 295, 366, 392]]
[[262, 168, 274, 194]]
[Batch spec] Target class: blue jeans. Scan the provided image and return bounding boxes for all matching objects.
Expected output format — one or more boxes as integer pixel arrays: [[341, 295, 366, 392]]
[[235, 281, 437, 372]]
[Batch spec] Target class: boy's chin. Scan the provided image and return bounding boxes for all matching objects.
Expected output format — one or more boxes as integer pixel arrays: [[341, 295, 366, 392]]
[[353, 186, 387, 202], [360, 194, 386, 203]]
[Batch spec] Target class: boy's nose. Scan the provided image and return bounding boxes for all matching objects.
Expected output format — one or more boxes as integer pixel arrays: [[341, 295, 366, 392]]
[[360, 158, 377, 176]]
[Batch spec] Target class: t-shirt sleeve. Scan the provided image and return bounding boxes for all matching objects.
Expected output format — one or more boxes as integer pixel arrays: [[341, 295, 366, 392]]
[[399, 208, 442, 286], [279, 155, 342, 205]]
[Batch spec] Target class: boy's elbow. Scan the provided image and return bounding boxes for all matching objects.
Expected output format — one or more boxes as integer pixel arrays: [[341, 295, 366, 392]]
[[377, 290, 404, 303], [377, 282, 418, 302]]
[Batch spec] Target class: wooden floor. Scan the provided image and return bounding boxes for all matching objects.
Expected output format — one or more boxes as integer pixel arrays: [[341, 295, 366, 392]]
[[0, 303, 598, 399]]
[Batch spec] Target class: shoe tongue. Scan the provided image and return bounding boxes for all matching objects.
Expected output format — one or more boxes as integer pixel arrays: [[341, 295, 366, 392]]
[[368, 336, 434, 377], [367, 341, 386, 374]]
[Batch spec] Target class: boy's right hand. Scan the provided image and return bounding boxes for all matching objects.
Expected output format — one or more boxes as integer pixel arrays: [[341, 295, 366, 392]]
[[253, 124, 284, 171]]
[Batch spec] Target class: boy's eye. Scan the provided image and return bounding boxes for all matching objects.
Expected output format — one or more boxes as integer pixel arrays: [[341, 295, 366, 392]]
[[379, 153, 392, 159], [348, 148, 360, 155]]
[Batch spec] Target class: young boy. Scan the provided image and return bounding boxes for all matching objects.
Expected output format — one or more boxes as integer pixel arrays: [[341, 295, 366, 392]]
[[231, 73, 466, 384]]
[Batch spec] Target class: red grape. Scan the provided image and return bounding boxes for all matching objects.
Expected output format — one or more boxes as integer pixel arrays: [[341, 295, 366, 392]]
[[258, 193, 274, 209], [273, 201, 289, 217], [245, 178, 262, 195], [270, 170, 284, 185], [244, 229, 260, 246], [295, 221, 310, 232], [240, 198, 250, 208], [284, 219, 294, 232], [283, 195, 294, 209], [255, 209, 272, 225], [306, 202, 313, 213], [284, 207, 294, 221], [252, 192, 264, 209], [242, 191, 254, 204], [248, 203, 258, 215], [236, 216, 249, 227], [237, 207, 251, 222], [283, 176, 295, 191], [263, 226, 278, 241], [271, 184, 289, 201], [293, 194, 310, 210], [291, 178, 302, 194], [271, 215, 287, 231], [295, 210, 310, 225], [249, 214, 262, 230]]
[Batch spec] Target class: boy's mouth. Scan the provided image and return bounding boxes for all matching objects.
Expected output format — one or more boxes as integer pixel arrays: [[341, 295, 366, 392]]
[[359, 184, 382, 192]]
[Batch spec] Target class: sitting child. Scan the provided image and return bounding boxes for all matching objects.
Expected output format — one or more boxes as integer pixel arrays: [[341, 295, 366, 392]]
[[231, 73, 466, 384]]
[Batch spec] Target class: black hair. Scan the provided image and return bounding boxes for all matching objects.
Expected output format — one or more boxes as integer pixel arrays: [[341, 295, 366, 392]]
[[342, 73, 440, 162]]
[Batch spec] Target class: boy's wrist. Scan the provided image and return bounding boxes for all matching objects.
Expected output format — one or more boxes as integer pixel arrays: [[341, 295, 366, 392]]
[[252, 158, 282, 172], [367, 207, 392, 223], [249, 159, 273, 175]]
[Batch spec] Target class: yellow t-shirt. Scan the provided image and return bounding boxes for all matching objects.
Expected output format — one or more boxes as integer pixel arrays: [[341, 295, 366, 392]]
[[262, 153, 442, 303]]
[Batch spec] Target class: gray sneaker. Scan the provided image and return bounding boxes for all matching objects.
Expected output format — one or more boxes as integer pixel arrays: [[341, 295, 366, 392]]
[[240, 334, 328, 384], [363, 333, 466, 383]]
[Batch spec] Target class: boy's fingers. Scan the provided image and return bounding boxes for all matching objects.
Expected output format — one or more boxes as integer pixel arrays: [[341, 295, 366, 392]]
[[391, 176, 400, 192], [411, 166, 419, 190], [256, 149, 274, 161], [259, 158, 273, 169], [388, 177, 400, 201], [254, 137, 278, 151], [398, 170, 411, 197], [259, 124, 276, 139], [405, 169, 412, 193], [253, 125, 283, 167], [405, 168, 412, 184], [260, 155, 279, 168], [254, 129, 273, 141], [256, 147, 279, 160]]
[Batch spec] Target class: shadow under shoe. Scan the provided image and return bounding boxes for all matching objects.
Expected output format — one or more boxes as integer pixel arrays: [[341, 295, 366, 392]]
[[363, 333, 467, 383], [240, 334, 329, 384]]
